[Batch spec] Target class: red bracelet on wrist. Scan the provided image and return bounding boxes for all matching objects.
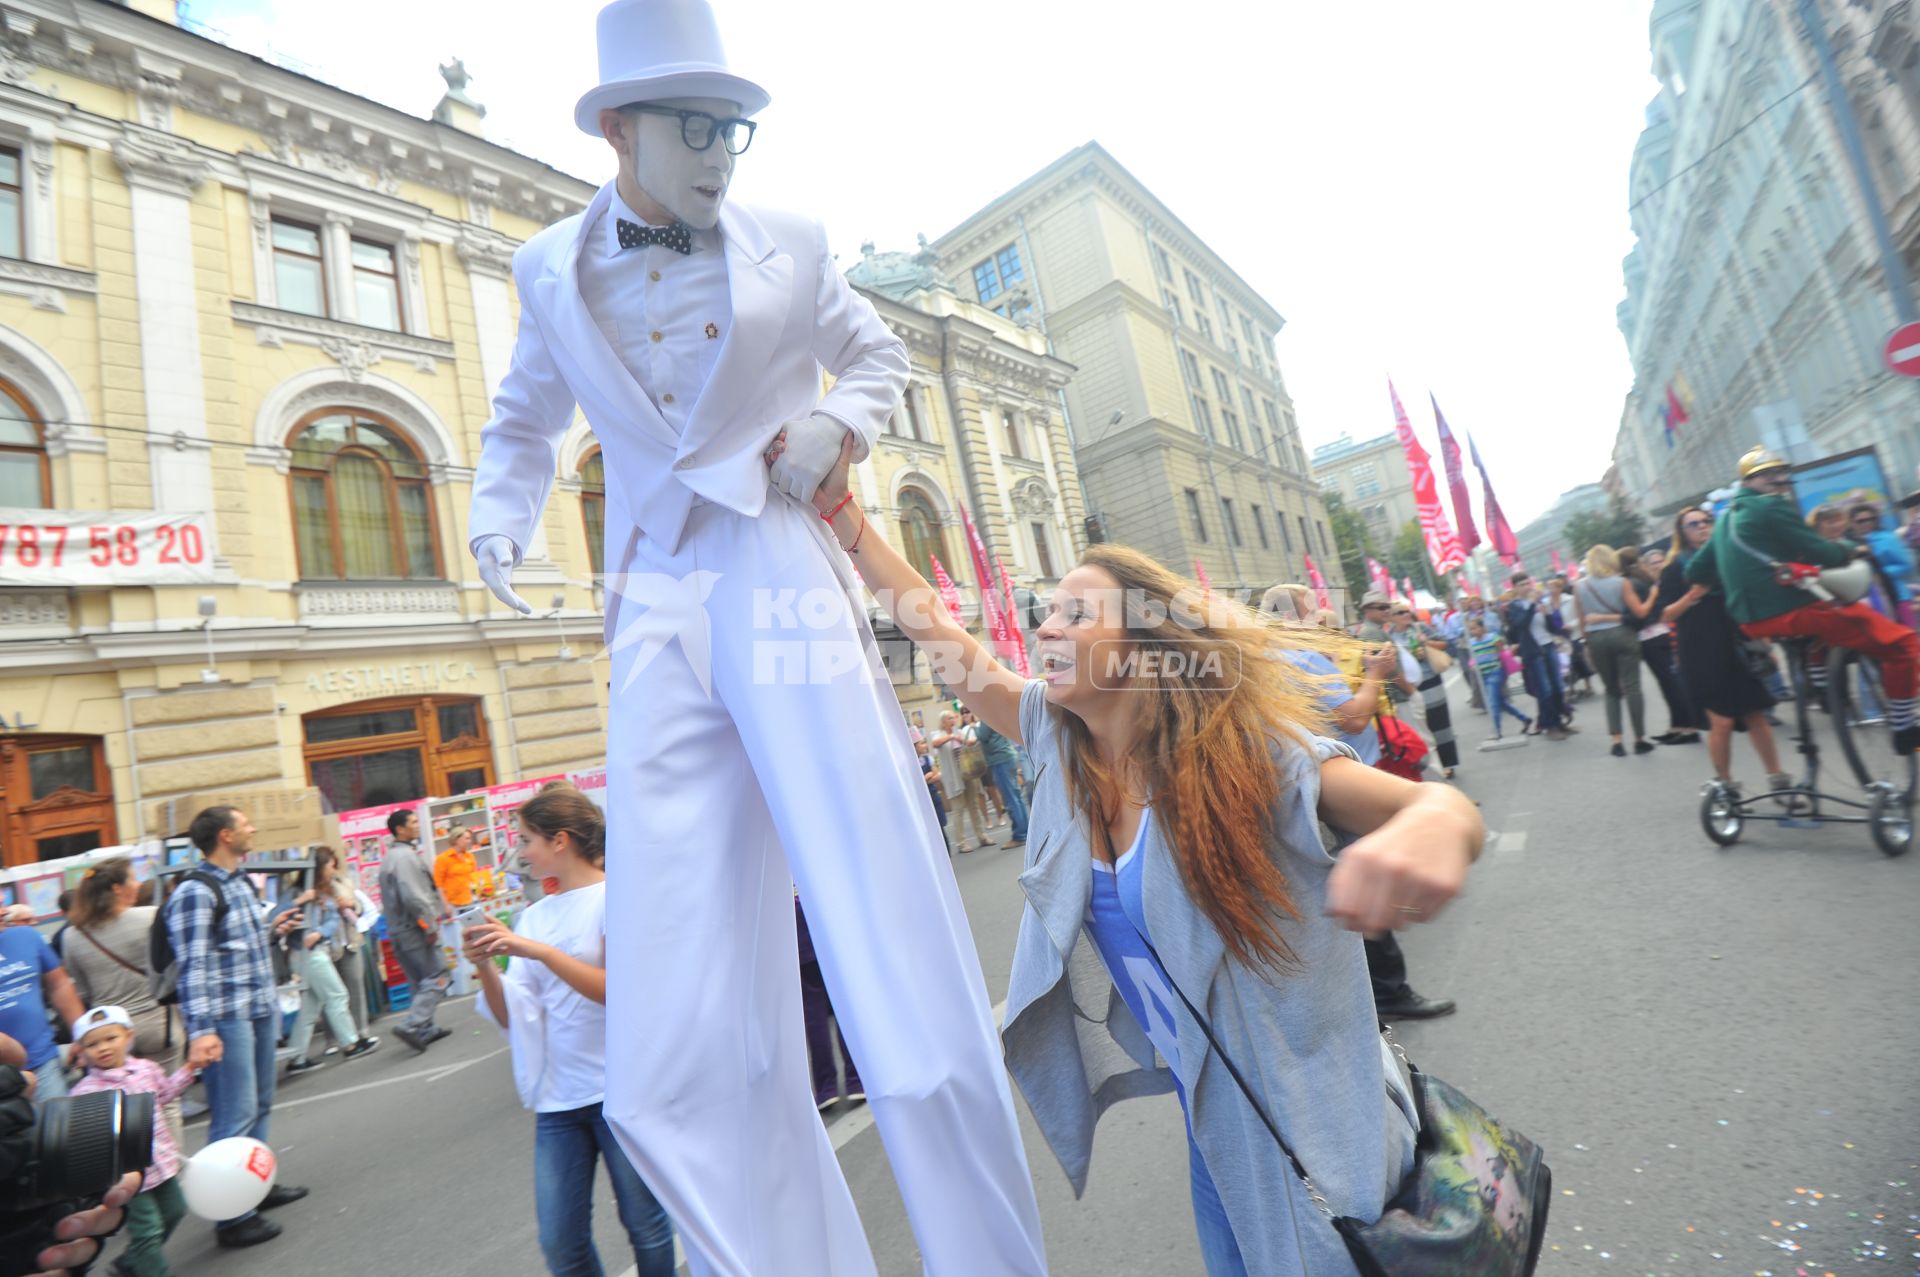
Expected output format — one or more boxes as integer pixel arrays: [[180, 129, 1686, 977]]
[[847, 511, 867, 553], [821, 493, 854, 523]]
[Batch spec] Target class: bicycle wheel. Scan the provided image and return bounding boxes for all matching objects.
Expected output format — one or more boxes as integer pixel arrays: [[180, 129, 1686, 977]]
[[1869, 786, 1913, 858], [1826, 647, 1919, 796], [1700, 786, 1743, 846]]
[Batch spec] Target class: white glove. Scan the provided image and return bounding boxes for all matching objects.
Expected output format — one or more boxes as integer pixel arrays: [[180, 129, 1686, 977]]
[[767, 413, 853, 505], [473, 534, 531, 614]]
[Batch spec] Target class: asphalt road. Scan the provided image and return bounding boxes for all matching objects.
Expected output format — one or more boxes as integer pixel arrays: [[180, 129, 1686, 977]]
[[102, 671, 1919, 1276]]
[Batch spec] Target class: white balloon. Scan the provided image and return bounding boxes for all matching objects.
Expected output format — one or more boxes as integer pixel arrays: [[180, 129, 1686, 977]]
[[179, 1136, 278, 1221]]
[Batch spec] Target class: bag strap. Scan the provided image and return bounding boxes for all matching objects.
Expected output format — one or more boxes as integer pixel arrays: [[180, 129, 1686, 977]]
[[1720, 503, 1782, 573], [73, 923, 146, 978]]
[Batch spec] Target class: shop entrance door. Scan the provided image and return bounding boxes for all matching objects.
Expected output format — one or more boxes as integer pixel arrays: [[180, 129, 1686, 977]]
[[302, 695, 493, 812], [0, 734, 117, 868]]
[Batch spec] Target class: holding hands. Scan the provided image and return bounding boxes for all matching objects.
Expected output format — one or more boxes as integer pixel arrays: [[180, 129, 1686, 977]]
[[766, 413, 854, 505]]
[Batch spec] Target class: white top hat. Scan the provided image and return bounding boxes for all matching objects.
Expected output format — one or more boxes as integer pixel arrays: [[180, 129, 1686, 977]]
[[574, 0, 770, 135]]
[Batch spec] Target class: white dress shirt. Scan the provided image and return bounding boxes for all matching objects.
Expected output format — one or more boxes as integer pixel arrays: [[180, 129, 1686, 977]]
[[577, 192, 732, 434]]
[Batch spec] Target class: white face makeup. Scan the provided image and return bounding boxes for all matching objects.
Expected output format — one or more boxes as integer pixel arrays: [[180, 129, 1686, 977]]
[[625, 96, 741, 229]]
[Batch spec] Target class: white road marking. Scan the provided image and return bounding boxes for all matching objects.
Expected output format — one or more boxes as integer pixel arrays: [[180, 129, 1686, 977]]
[[638, 998, 1012, 1277], [267, 1047, 509, 1112], [1497, 830, 1528, 854]]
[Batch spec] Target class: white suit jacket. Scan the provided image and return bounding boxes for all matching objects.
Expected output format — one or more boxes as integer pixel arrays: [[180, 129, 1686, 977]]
[[467, 182, 908, 632]]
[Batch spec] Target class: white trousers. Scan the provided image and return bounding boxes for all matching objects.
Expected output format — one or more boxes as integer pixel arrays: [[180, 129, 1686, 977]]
[[600, 492, 1048, 1276]]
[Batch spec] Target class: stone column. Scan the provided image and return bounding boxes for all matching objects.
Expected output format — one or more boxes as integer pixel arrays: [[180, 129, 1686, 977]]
[[112, 126, 215, 519]]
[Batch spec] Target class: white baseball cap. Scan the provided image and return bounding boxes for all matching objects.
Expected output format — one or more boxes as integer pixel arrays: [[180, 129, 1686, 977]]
[[74, 1005, 134, 1041]]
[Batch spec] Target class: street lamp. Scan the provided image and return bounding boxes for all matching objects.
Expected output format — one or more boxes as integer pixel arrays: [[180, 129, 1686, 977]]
[[198, 595, 219, 684], [548, 591, 573, 660]]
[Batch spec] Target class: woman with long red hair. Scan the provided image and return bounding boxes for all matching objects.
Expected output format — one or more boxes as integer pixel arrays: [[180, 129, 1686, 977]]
[[798, 436, 1482, 1274]]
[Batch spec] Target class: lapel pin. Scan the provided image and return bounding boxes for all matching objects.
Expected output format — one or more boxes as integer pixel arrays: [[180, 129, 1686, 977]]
[[705, 322, 720, 340]]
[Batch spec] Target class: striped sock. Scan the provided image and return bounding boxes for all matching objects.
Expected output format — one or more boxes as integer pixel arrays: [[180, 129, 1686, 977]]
[[1889, 697, 1919, 731]]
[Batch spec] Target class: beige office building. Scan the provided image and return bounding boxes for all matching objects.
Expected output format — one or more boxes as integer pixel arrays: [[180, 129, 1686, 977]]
[[930, 142, 1343, 598]]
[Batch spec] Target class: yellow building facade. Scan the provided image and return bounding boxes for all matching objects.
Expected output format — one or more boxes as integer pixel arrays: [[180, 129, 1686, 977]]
[[843, 244, 1085, 722], [0, 1, 611, 864]]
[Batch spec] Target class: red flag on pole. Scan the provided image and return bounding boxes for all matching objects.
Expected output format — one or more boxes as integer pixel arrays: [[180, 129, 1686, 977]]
[[1389, 381, 1466, 574], [994, 555, 1031, 677], [1469, 434, 1519, 565], [1430, 396, 1481, 555], [1550, 549, 1563, 575], [930, 554, 964, 623], [960, 505, 1019, 665], [1303, 552, 1332, 610], [1367, 557, 1391, 599]]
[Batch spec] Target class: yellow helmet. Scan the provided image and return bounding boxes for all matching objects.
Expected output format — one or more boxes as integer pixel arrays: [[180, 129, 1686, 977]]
[[1736, 446, 1790, 480]]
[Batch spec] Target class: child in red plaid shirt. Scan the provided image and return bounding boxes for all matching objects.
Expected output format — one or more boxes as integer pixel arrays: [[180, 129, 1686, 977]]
[[69, 1005, 196, 1277]]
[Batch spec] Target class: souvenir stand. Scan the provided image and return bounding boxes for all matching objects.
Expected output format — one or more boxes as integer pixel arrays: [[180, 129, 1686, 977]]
[[331, 799, 425, 1014], [423, 791, 493, 996]]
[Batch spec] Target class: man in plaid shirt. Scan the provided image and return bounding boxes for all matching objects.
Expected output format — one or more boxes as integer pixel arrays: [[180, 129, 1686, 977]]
[[166, 806, 310, 1248]]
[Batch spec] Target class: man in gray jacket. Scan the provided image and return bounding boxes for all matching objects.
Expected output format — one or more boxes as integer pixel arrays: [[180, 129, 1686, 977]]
[[376, 809, 450, 1053]]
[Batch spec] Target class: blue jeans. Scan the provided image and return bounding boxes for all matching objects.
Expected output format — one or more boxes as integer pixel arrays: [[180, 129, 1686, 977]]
[[1482, 671, 1531, 734], [533, 1102, 675, 1277], [203, 1012, 279, 1228], [988, 761, 1028, 841], [1189, 1128, 1246, 1276], [28, 1051, 69, 1104], [1523, 648, 1565, 729]]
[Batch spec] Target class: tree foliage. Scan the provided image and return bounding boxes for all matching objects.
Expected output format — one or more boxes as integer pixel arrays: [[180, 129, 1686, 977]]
[[1323, 492, 1374, 591], [1561, 496, 1652, 564], [1387, 520, 1440, 596]]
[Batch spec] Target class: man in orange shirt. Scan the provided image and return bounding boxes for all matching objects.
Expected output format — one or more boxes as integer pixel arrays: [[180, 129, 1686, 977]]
[[432, 828, 482, 909]]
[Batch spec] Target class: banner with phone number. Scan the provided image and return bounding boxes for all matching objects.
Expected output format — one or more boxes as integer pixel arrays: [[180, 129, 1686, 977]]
[[0, 507, 215, 586]]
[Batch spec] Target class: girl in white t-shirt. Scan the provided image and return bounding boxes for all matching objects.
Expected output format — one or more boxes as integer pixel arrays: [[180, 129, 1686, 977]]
[[465, 786, 676, 1277]]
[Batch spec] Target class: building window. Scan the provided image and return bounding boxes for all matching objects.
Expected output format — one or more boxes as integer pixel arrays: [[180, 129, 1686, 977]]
[[0, 734, 117, 868], [1151, 242, 1173, 280], [1197, 314, 1213, 341], [1227, 335, 1240, 364], [1001, 408, 1023, 458], [351, 238, 403, 332], [1240, 315, 1256, 345], [1221, 497, 1242, 547], [271, 218, 328, 317], [1299, 515, 1312, 554], [1184, 269, 1205, 305], [579, 448, 606, 576], [1279, 515, 1292, 551], [0, 380, 48, 508], [897, 385, 925, 440], [1163, 290, 1184, 327], [1190, 394, 1215, 441], [1252, 505, 1270, 549], [0, 147, 21, 261], [1210, 369, 1232, 401], [1185, 488, 1208, 543], [1180, 349, 1202, 387], [288, 410, 441, 581], [1221, 408, 1244, 452], [897, 487, 951, 584], [1030, 521, 1057, 578], [303, 695, 492, 812], [1318, 520, 1332, 556], [972, 242, 1024, 303]]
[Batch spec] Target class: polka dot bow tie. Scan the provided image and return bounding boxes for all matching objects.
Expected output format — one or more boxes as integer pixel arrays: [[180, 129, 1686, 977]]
[[617, 218, 692, 255]]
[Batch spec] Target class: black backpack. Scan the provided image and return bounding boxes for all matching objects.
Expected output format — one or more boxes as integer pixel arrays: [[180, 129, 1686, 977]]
[[147, 869, 245, 1006]]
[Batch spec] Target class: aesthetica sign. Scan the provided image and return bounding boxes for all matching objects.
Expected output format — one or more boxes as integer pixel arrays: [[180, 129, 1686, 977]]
[[302, 660, 481, 695]]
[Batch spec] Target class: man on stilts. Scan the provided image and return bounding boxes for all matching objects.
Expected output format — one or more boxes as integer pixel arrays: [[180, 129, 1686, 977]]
[[465, 2, 1049, 1273]]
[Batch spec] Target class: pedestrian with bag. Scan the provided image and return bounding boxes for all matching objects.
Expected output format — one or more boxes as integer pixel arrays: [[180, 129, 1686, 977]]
[[1387, 601, 1460, 779], [931, 710, 994, 852], [1574, 546, 1656, 756], [1626, 546, 1702, 745], [283, 856, 379, 1073], [808, 431, 1530, 1275], [466, 786, 677, 1277], [60, 859, 172, 1070]]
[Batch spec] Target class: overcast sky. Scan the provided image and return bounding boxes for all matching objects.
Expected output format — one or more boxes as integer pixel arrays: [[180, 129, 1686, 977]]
[[186, 0, 1658, 528]]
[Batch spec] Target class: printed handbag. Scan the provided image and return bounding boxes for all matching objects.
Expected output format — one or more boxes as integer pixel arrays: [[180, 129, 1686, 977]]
[[1160, 974, 1552, 1277], [1374, 714, 1429, 782]]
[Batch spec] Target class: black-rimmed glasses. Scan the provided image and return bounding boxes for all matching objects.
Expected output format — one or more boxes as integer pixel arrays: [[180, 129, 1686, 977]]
[[629, 105, 756, 155]]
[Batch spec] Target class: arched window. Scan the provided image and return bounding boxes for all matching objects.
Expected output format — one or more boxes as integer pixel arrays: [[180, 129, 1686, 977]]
[[896, 487, 950, 584], [288, 410, 440, 580], [579, 449, 606, 576], [0, 379, 48, 509]]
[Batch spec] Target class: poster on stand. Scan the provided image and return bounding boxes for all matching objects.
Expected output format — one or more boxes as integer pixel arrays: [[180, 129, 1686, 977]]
[[567, 767, 607, 813], [333, 799, 426, 914], [1792, 447, 1894, 523]]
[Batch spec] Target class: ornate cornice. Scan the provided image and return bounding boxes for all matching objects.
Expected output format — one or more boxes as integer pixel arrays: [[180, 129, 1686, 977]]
[[0, 256, 94, 313], [454, 228, 516, 279], [232, 301, 456, 375], [111, 123, 209, 195]]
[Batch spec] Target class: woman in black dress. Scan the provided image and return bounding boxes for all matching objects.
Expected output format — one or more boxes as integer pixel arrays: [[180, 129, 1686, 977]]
[[1658, 506, 1790, 794]]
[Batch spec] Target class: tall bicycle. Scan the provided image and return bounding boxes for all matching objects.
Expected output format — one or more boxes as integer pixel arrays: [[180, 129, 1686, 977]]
[[1701, 639, 1915, 856]]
